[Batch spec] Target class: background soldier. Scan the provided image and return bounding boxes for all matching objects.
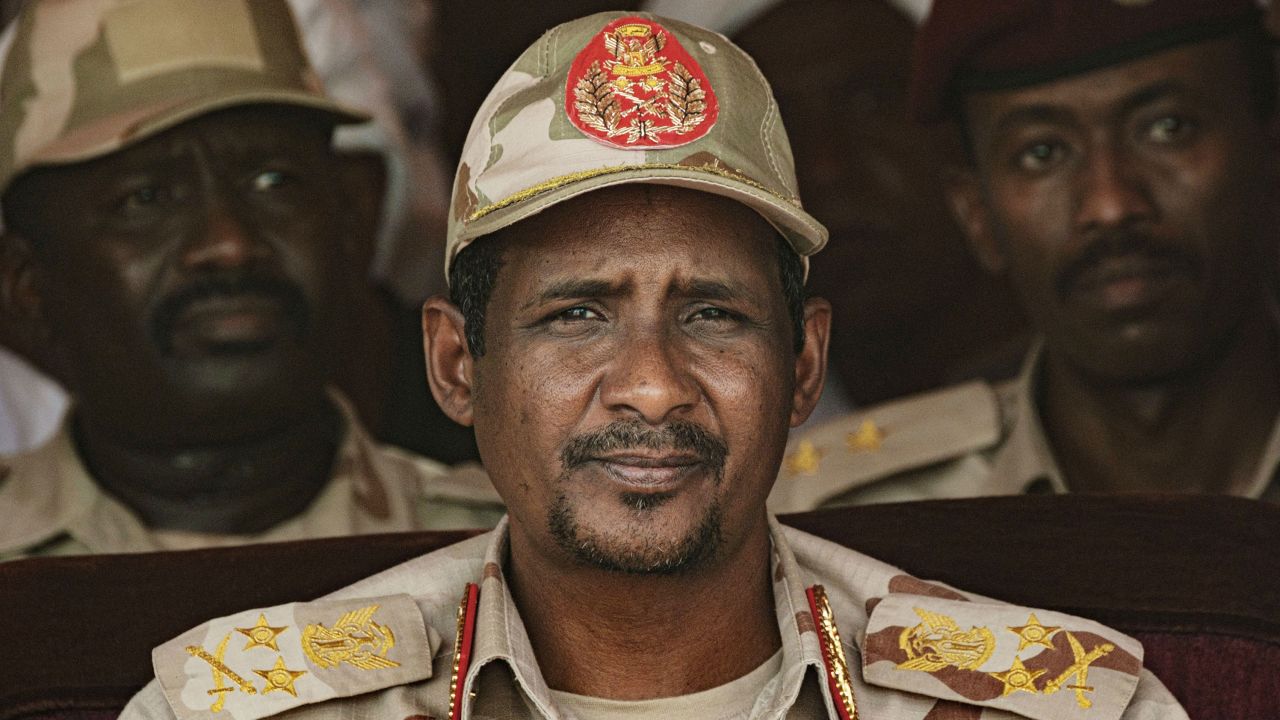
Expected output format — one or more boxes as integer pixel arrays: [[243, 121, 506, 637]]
[[0, 0, 501, 559], [774, 0, 1280, 510]]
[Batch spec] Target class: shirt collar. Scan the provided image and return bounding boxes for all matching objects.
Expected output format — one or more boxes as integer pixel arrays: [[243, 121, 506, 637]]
[[990, 341, 1069, 495], [457, 515, 832, 720], [0, 389, 402, 556]]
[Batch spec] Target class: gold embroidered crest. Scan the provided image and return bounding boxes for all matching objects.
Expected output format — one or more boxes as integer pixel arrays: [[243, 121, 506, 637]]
[[897, 607, 996, 672], [302, 604, 400, 670]]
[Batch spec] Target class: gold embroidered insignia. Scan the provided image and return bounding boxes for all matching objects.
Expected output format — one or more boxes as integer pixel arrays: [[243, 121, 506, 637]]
[[302, 604, 400, 671], [186, 635, 257, 712], [845, 420, 885, 453], [1007, 612, 1061, 651], [235, 613, 289, 652], [1043, 633, 1115, 709], [566, 17, 718, 148], [784, 440, 825, 476], [897, 607, 995, 672], [808, 586, 859, 720], [253, 656, 307, 697], [990, 656, 1046, 696]]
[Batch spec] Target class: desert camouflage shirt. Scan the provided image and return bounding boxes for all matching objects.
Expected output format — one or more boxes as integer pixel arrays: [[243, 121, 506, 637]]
[[0, 391, 504, 560], [120, 516, 1186, 720]]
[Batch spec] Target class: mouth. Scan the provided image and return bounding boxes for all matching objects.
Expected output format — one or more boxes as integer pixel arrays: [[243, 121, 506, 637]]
[[1064, 252, 1190, 313], [168, 294, 291, 355], [589, 452, 706, 491]]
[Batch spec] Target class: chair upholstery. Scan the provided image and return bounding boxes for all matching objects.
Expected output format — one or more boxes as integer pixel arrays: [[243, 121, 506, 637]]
[[1, 495, 1275, 719]]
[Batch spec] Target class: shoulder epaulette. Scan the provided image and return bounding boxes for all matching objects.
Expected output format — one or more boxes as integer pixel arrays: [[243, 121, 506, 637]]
[[152, 594, 434, 719], [771, 381, 1002, 511], [862, 593, 1144, 720]]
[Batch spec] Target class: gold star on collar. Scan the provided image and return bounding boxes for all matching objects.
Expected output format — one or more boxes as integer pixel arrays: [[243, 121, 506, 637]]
[[254, 656, 307, 697], [236, 614, 289, 652], [1008, 613, 1062, 651], [990, 657, 1046, 697], [784, 440, 824, 476], [845, 420, 885, 453]]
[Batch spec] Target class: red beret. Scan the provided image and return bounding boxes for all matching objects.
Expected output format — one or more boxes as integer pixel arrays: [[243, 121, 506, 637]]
[[909, 0, 1264, 123]]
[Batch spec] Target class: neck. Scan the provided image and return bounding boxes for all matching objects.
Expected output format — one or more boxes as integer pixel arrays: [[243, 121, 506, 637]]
[[507, 515, 780, 700], [1041, 313, 1280, 495], [75, 395, 342, 534]]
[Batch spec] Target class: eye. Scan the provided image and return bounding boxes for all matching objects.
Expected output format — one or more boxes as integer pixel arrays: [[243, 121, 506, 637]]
[[118, 185, 174, 212], [251, 170, 290, 192], [562, 306, 600, 320], [1015, 141, 1066, 173], [688, 306, 738, 323], [1146, 115, 1195, 144]]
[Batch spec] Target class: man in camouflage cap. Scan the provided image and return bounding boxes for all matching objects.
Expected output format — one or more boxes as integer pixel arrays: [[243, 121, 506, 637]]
[[0, 0, 503, 560], [123, 12, 1184, 719], [776, 0, 1280, 510]]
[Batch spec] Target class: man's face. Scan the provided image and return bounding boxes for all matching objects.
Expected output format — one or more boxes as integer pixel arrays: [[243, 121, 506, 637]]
[[3, 106, 350, 442], [954, 37, 1277, 381], [464, 186, 823, 574]]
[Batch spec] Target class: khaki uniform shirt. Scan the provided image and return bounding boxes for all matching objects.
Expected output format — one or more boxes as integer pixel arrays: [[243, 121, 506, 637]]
[[121, 516, 1186, 720], [771, 345, 1280, 511], [0, 392, 504, 560]]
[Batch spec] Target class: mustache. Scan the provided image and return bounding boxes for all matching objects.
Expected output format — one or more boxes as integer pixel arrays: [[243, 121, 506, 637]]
[[560, 419, 729, 473], [1054, 230, 1200, 299], [150, 273, 310, 352]]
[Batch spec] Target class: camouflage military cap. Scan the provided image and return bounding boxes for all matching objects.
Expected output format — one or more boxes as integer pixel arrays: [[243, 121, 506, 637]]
[[0, 0, 366, 194], [447, 11, 827, 279]]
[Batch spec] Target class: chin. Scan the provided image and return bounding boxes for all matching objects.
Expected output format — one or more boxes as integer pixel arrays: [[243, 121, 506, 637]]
[[547, 491, 724, 575]]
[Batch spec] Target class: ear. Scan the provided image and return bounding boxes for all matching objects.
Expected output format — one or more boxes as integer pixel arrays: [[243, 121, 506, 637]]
[[944, 165, 1005, 274], [334, 149, 388, 266], [789, 297, 831, 428], [423, 294, 475, 427], [0, 231, 48, 353]]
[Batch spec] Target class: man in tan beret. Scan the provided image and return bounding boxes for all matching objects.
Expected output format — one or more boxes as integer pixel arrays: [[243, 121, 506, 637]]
[[0, 0, 502, 559], [122, 11, 1185, 720], [776, 0, 1280, 510]]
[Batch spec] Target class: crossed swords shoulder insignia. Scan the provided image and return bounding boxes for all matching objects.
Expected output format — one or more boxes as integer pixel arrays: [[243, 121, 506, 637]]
[[897, 608, 1115, 709]]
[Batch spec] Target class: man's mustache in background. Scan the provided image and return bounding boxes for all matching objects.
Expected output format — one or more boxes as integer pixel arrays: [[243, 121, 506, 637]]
[[150, 274, 310, 353], [1054, 230, 1201, 299], [561, 418, 729, 478]]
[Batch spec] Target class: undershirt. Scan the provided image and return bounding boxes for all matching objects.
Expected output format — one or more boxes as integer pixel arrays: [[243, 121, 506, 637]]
[[548, 649, 783, 720]]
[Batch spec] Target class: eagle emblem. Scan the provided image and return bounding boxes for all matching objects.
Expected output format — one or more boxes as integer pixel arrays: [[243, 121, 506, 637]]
[[897, 607, 996, 672], [301, 604, 400, 671]]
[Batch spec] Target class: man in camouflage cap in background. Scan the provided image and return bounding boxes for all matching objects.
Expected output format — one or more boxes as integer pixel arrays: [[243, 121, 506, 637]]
[[123, 12, 1185, 719], [0, 0, 502, 559], [776, 0, 1280, 510]]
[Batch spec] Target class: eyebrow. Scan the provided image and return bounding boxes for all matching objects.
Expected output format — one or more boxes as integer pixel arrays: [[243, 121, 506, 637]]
[[991, 79, 1193, 137], [522, 277, 755, 310]]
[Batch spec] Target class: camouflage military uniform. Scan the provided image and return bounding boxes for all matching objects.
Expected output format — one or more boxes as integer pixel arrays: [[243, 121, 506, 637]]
[[120, 516, 1186, 720], [121, 9, 1190, 719], [0, 392, 503, 561], [772, 345, 1280, 512]]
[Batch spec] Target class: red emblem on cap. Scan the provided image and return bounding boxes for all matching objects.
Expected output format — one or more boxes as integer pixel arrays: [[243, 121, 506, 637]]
[[566, 17, 719, 149]]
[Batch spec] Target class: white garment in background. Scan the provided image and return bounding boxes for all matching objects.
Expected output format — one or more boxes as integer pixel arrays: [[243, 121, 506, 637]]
[[0, 346, 66, 454]]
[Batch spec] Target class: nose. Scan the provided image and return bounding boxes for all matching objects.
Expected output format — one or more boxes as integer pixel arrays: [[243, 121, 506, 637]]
[[1073, 144, 1154, 233], [180, 200, 272, 271], [599, 326, 700, 425]]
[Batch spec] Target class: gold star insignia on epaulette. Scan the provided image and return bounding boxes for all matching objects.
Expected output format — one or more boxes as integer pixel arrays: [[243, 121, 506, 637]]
[[1008, 613, 1062, 651], [253, 657, 307, 697], [236, 614, 289, 651], [784, 440, 825, 476], [845, 420, 884, 453], [990, 657, 1046, 697]]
